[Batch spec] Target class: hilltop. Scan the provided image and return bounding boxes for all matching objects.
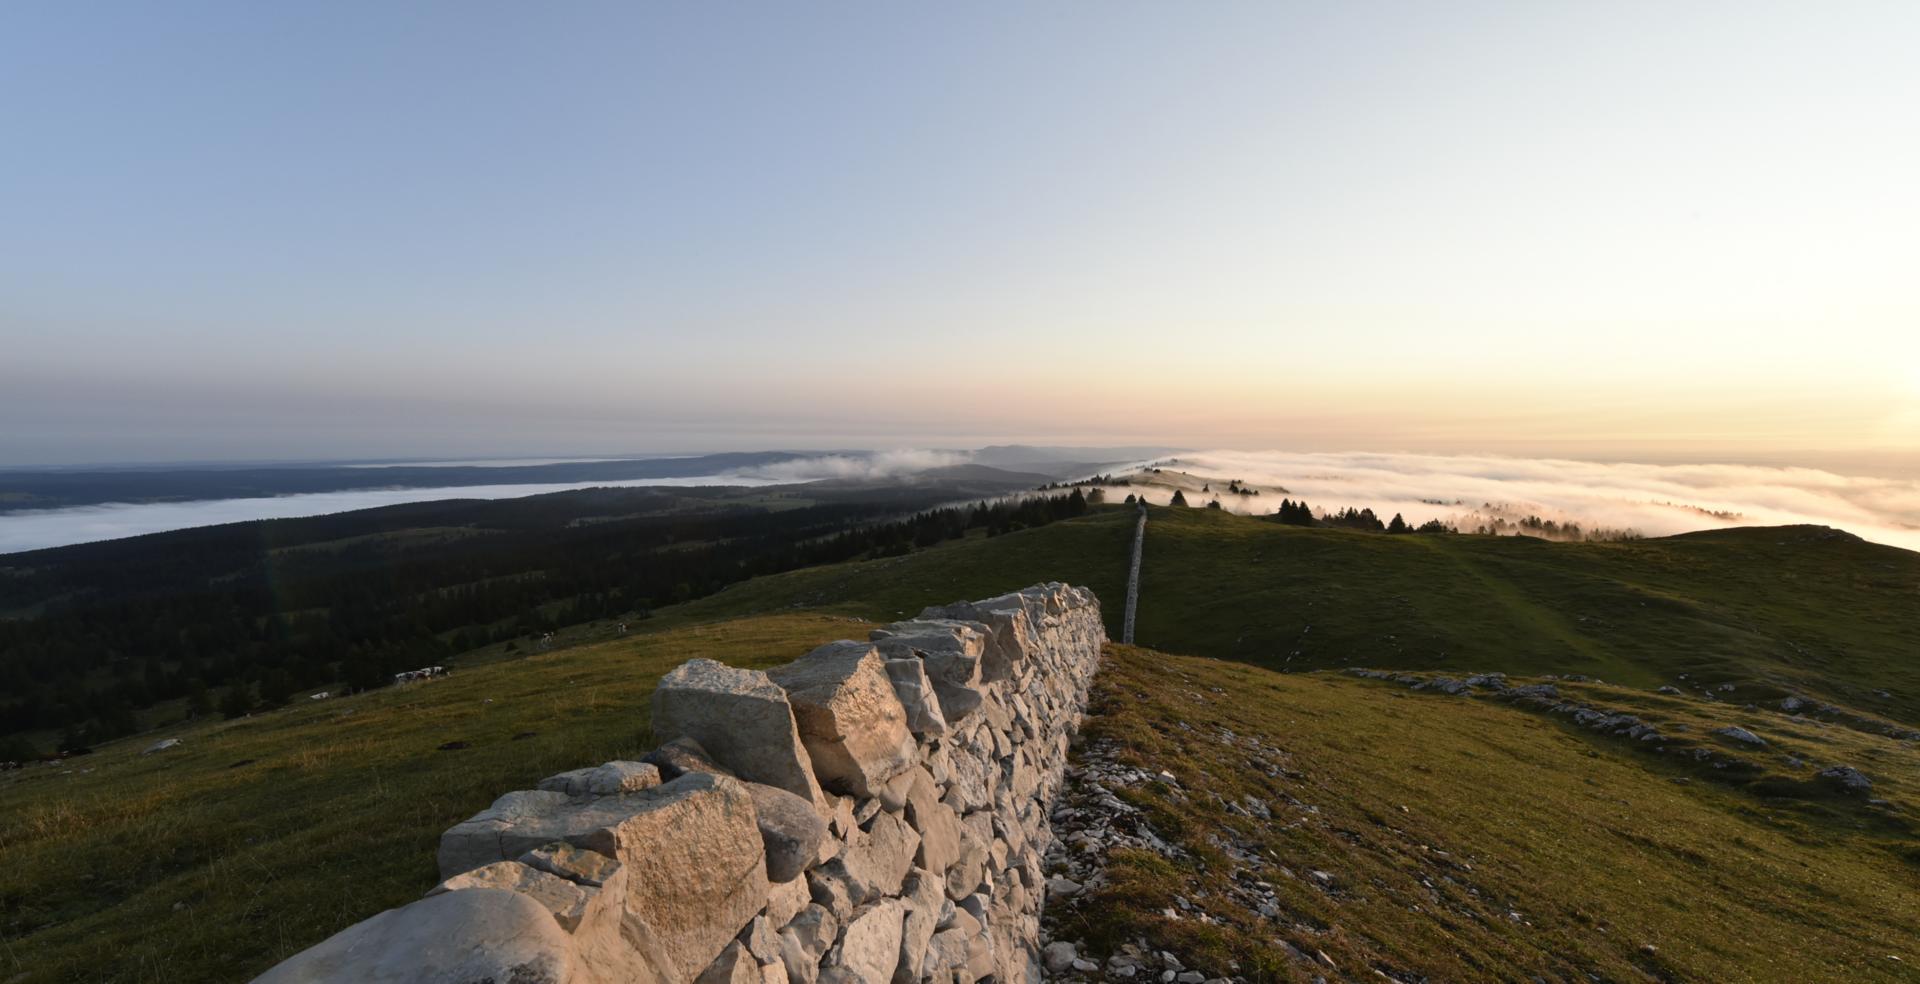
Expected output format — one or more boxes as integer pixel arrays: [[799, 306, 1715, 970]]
[[2, 503, 1916, 982]]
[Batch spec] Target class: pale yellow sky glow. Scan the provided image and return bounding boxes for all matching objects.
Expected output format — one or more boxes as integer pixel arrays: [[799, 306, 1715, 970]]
[[1, 3, 1915, 467]]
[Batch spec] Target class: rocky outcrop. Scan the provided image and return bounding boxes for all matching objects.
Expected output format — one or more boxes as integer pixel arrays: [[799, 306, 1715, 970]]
[[255, 583, 1105, 984]]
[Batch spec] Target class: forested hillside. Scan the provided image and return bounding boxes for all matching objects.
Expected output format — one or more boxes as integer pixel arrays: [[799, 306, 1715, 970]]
[[0, 482, 1095, 752]]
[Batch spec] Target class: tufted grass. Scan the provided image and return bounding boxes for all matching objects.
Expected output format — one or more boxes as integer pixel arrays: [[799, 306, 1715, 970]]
[[1054, 645, 1919, 983]]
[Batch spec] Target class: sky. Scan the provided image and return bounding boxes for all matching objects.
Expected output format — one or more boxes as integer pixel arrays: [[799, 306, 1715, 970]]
[[2, 2, 1915, 470]]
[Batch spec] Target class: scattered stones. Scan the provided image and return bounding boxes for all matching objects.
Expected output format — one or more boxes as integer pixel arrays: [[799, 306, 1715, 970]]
[[1713, 726, 1766, 747]]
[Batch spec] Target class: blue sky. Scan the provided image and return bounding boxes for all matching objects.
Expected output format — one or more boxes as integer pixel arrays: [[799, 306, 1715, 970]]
[[3, 2, 1915, 466]]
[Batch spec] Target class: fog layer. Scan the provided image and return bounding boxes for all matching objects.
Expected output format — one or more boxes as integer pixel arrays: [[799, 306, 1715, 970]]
[[1138, 451, 1920, 552]]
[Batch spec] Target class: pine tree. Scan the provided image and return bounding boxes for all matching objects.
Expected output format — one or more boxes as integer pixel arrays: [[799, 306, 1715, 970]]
[[185, 678, 212, 719], [1388, 513, 1410, 534], [219, 683, 254, 720], [1169, 489, 1189, 507]]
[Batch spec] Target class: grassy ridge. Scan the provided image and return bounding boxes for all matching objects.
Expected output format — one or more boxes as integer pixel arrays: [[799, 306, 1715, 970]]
[[1059, 645, 1918, 983], [676, 505, 1920, 724], [3, 505, 1915, 982]]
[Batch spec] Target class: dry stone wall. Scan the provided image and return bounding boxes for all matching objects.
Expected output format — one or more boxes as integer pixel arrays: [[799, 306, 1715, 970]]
[[256, 582, 1105, 984]]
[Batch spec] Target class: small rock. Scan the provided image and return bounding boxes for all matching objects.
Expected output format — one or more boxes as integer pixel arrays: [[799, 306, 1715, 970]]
[[1042, 941, 1077, 974], [1817, 764, 1872, 794], [1713, 726, 1766, 746]]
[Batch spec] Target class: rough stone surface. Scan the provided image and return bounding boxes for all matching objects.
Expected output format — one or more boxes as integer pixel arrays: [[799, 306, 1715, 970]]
[[697, 941, 762, 984], [426, 860, 593, 931], [766, 873, 813, 929], [894, 869, 943, 983], [539, 760, 663, 798], [437, 789, 575, 879], [520, 840, 623, 888], [902, 769, 962, 877], [871, 620, 987, 723], [254, 888, 582, 984], [769, 642, 919, 798], [654, 660, 827, 811], [882, 658, 947, 736], [834, 899, 906, 984], [644, 736, 736, 780], [745, 781, 831, 883], [820, 810, 919, 904]]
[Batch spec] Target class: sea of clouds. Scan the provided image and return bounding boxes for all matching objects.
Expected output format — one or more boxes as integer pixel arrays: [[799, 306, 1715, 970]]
[[6, 448, 1917, 556], [1120, 450, 1920, 552]]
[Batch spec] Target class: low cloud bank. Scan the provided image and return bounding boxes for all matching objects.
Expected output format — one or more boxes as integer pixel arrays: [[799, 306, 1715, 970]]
[[1138, 450, 1920, 553], [726, 449, 971, 482], [0, 475, 784, 555]]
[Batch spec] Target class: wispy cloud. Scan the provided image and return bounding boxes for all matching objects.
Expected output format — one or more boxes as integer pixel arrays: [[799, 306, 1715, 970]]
[[1127, 450, 1920, 552]]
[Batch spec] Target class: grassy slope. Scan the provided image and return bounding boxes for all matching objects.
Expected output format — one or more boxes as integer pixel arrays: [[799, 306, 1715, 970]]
[[0, 614, 868, 983], [1060, 646, 1918, 984], [4, 504, 1916, 981], [678, 505, 1920, 725]]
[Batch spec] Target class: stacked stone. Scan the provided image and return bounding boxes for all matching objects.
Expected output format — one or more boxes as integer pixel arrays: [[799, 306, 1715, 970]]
[[254, 582, 1104, 984]]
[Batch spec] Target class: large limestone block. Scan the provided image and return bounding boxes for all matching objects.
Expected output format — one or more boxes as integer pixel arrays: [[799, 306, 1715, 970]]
[[832, 900, 905, 984], [426, 860, 592, 931], [575, 773, 771, 983], [869, 620, 986, 722], [881, 658, 947, 736], [767, 642, 917, 798], [744, 781, 830, 883], [439, 772, 769, 984], [253, 888, 580, 984], [653, 660, 827, 811]]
